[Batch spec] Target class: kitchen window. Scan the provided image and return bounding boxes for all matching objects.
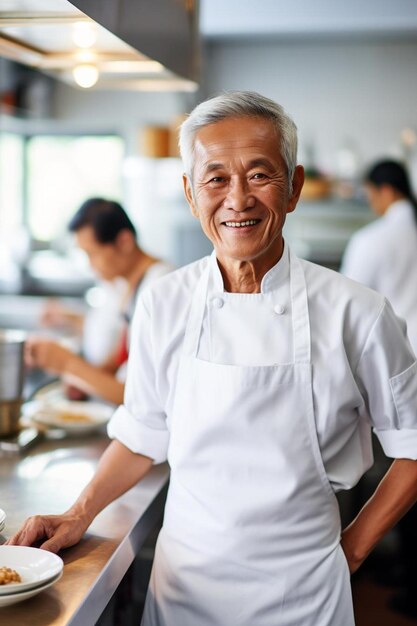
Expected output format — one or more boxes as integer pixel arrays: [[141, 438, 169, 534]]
[[0, 132, 24, 241], [26, 134, 124, 241]]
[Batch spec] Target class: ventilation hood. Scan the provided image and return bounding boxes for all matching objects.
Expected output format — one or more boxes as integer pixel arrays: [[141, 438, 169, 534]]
[[0, 0, 199, 91]]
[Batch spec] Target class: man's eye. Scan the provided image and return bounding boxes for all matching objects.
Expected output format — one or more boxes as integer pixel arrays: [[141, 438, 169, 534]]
[[252, 172, 267, 180], [209, 177, 225, 183]]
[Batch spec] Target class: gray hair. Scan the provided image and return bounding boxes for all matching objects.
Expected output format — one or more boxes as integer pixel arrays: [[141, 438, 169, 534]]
[[179, 90, 298, 193]]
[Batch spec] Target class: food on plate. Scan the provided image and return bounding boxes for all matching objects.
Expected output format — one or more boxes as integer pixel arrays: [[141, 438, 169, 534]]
[[0, 566, 22, 585], [56, 410, 92, 423]]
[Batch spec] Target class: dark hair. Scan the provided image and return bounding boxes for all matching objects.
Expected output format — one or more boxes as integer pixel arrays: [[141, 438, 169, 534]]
[[68, 198, 137, 243], [365, 159, 417, 222]]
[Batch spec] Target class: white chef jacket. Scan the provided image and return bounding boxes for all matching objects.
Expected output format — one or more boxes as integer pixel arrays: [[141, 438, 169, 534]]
[[108, 243, 417, 491], [341, 199, 417, 355]]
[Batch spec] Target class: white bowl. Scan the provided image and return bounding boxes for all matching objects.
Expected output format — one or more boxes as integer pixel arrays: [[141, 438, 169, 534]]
[[0, 546, 63, 595], [0, 570, 63, 607]]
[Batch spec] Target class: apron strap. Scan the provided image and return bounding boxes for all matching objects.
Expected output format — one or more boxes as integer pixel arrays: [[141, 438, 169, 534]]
[[182, 259, 211, 358], [289, 249, 311, 363]]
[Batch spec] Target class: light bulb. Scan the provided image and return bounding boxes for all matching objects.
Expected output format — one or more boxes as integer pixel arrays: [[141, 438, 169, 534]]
[[72, 64, 99, 88], [72, 22, 97, 49]]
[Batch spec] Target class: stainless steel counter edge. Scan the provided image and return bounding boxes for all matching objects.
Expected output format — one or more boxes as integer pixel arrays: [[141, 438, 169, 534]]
[[68, 467, 169, 626]]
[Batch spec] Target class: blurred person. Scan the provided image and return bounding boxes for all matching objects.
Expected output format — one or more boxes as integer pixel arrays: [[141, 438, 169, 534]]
[[26, 198, 173, 405], [40, 298, 85, 334], [40, 282, 127, 367], [341, 159, 417, 351], [341, 159, 417, 620]]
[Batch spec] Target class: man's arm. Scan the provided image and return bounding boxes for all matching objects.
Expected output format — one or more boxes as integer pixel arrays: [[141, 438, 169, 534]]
[[25, 338, 124, 405], [6, 440, 153, 553], [341, 458, 417, 573]]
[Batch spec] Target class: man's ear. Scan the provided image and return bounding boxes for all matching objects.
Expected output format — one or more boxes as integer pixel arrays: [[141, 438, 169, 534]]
[[115, 229, 135, 252], [287, 165, 305, 214], [183, 174, 199, 219]]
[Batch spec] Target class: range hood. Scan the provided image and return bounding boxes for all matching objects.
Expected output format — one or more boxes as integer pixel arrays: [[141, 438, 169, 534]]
[[0, 0, 199, 91]]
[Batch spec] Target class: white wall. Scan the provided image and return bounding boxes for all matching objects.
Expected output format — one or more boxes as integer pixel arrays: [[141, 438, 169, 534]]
[[53, 82, 197, 155], [202, 39, 417, 177]]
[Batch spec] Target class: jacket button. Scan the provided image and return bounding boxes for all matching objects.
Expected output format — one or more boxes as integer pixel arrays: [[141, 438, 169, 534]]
[[274, 304, 285, 315], [212, 297, 224, 309]]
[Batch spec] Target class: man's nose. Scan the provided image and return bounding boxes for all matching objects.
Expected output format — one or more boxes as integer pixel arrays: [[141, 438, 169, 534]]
[[224, 179, 255, 212]]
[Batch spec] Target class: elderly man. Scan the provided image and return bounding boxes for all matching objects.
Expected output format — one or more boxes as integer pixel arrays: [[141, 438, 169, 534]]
[[8, 92, 417, 626]]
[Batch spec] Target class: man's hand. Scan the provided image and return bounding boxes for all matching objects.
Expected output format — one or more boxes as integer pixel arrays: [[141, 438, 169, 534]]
[[5, 443, 154, 555], [340, 459, 417, 576], [5, 511, 90, 553], [25, 338, 74, 375]]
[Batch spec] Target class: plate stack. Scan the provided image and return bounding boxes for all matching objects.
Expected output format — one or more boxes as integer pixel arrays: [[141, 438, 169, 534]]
[[0, 545, 63, 607]]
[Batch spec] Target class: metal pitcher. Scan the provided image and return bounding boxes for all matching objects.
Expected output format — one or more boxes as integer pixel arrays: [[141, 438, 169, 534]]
[[0, 330, 26, 436]]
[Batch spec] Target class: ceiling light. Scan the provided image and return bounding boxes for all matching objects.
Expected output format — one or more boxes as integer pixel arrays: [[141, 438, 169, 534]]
[[75, 50, 95, 63], [72, 63, 99, 88], [72, 21, 97, 49]]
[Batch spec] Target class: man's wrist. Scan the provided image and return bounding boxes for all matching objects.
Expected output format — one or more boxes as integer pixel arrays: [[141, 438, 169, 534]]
[[66, 498, 96, 528], [64, 352, 82, 376], [341, 523, 376, 569]]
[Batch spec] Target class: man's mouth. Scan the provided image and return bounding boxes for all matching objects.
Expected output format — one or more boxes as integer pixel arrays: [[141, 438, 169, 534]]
[[223, 219, 261, 228]]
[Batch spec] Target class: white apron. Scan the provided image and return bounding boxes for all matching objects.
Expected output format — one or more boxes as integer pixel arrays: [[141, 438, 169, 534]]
[[142, 249, 354, 626]]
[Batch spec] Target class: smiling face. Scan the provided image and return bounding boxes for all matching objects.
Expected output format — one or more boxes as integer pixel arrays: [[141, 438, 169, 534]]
[[183, 116, 304, 272]]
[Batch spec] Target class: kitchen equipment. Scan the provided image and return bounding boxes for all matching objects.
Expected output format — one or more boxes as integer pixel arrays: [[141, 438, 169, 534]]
[[141, 126, 171, 158], [0, 427, 42, 455], [0, 330, 26, 436]]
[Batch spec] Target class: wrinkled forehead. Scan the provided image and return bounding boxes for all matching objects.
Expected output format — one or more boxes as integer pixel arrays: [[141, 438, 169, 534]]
[[192, 116, 281, 171]]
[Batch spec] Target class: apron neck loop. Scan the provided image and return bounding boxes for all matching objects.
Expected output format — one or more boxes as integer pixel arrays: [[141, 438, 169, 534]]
[[289, 249, 311, 363], [182, 259, 211, 358], [183, 249, 311, 364]]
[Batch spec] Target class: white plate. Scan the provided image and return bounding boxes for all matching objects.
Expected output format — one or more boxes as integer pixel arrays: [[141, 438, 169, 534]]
[[23, 400, 114, 434], [0, 546, 63, 595], [0, 570, 62, 607], [32, 381, 65, 403], [0, 510, 5, 525]]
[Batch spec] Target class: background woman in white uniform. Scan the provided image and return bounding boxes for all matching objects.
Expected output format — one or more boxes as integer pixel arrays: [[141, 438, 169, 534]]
[[341, 160, 417, 351], [7, 93, 417, 626], [341, 159, 417, 620]]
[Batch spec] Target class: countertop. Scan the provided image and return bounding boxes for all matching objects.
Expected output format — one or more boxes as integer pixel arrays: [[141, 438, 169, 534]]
[[0, 430, 169, 625]]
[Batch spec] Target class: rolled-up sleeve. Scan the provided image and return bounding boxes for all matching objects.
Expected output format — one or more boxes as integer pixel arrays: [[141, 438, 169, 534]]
[[107, 293, 169, 464], [356, 299, 417, 459]]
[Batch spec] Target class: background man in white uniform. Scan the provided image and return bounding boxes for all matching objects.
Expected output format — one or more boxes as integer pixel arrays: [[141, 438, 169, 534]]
[[24, 198, 172, 405], [8, 92, 417, 626]]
